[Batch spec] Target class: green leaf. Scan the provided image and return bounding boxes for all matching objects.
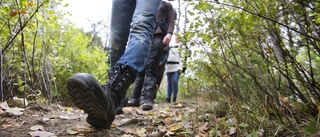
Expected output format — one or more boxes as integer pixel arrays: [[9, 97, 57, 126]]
[[239, 123, 248, 128], [20, 0, 28, 7], [304, 121, 318, 134], [251, 131, 258, 137], [35, 13, 44, 22], [17, 78, 24, 85]]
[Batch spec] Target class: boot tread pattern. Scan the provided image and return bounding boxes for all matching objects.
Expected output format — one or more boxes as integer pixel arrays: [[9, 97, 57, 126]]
[[67, 81, 107, 119]]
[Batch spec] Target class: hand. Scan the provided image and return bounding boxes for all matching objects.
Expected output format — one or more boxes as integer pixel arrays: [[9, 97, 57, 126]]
[[162, 33, 172, 45]]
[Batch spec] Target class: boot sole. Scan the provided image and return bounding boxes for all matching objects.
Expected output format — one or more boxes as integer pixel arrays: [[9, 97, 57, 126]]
[[67, 73, 114, 121]]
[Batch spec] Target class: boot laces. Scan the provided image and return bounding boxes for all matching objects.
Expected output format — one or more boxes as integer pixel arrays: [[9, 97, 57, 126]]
[[107, 65, 131, 92]]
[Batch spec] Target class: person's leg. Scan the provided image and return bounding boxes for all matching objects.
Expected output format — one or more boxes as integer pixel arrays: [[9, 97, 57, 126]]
[[127, 69, 145, 107], [67, 0, 161, 129], [67, 0, 136, 128], [108, 0, 161, 104], [107, 0, 135, 115], [110, 0, 161, 113], [166, 72, 173, 103], [172, 71, 181, 102], [156, 64, 165, 88], [116, 0, 161, 74], [142, 34, 164, 110], [108, 0, 135, 74]]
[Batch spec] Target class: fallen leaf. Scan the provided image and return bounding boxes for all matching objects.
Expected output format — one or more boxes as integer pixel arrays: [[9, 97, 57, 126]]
[[77, 127, 97, 133], [12, 96, 28, 107], [36, 118, 50, 125], [1, 118, 19, 129], [1, 123, 12, 129], [164, 118, 173, 125], [184, 122, 193, 129], [0, 102, 9, 109], [5, 107, 24, 116], [153, 126, 167, 137], [159, 113, 168, 118], [65, 107, 72, 113], [28, 131, 56, 137], [58, 115, 80, 120], [111, 123, 117, 128], [145, 126, 155, 132], [167, 123, 184, 132], [1, 121, 19, 129], [173, 103, 184, 108], [0, 108, 7, 116], [123, 127, 135, 134], [66, 129, 78, 135], [199, 122, 211, 133], [42, 118, 50, 121], [166, 131, 176, 136], [30, 125, 44, 131], [229, 127, 237, 135], [136, 128, 147, 137], [152, 119, 166, 126], [120, 118, 132, 125]]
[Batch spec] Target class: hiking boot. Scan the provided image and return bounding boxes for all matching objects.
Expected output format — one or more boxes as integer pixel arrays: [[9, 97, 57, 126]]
[[100, 84, 128, 115], [142, 99, 153, 111], [86, 115, 110, 128], [127, 98, 140, 107], [140, 99, 146, 105], [67, 73, 116, 128], [106, 64, 134, 107], [173, 97, 176, 103], [166, 98, 171, 103], [115, 96, 128, 115]]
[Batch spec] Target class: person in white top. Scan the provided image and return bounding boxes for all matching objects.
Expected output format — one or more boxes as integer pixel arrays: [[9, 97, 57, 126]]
[[165, 37, 183, 103]]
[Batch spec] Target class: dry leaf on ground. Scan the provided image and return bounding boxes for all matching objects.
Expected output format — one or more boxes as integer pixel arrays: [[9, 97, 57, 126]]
[[30, 125, 44, 131]]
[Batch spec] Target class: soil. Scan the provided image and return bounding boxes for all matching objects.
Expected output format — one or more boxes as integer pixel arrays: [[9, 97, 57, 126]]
[[0, 101, 206, 137]]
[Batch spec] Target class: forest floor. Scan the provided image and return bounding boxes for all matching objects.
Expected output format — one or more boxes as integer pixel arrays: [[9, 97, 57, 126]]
[[0, 100, 215, 137]]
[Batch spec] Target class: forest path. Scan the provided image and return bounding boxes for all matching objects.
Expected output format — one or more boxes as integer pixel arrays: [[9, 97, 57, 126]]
[[0, 101, 211, 137]]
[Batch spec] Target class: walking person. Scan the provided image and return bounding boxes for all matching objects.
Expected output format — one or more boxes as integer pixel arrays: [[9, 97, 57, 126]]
[[166, 37, 183, 103], [66, 0, 162, 129], [127, 0, 176, 111]]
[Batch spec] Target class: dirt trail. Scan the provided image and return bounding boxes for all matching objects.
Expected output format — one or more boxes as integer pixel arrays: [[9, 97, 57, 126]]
[[0, 102, 205, 137]]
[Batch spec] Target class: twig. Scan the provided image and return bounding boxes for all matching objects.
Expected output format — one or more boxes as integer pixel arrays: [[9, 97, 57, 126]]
[[17, 121, 25, 128]]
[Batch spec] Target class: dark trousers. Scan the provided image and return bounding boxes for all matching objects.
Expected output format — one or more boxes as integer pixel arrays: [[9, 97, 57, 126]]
[[132, 34, 165, 100], [156, 63, 166, 89]]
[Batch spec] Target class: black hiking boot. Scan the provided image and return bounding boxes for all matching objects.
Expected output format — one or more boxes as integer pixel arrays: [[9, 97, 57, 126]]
[[115, 96, 128, 115], [142, 99, 153, 111], [67, 73, 116, 128], [127, 98, 140, 107], [166, 98, 171, 103], [100, 84, 128, 115], [106, 64, 134, 106], [172, 97, 176, 103], [67, 65, 134, 128]]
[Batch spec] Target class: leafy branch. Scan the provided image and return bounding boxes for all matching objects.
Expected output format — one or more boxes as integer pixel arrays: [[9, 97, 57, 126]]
[[2, 3, 43, 54]]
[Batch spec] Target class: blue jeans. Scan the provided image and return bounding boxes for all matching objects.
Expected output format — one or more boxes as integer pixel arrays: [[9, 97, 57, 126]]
[[167, 71, 181, 100], [109, 0, 162, 76]]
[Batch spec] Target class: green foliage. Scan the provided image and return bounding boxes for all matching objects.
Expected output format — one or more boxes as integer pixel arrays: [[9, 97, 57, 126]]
[[304, 120, 318, 135], [1, 0, 108, 105], [178, 0, 320, 136]]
